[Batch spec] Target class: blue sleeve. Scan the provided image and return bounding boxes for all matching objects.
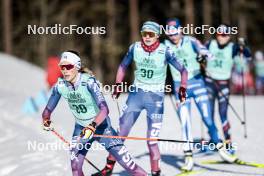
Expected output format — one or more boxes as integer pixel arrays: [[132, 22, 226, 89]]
[[204, 40, 211, 49], [165, 47, 185, 72], [120, 44, 135, 70], [165, 47, 188, 87], [116, 44, 135, 83], [87, 77, 109, 120], [190, 37, 213, 59], [232, 44, 251, 58], [42, 85, 61, 120]]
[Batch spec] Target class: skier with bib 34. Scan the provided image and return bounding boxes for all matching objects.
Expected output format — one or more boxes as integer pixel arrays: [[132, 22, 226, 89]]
[[164, 19, 239, 171], [205, 24, 251, 154]]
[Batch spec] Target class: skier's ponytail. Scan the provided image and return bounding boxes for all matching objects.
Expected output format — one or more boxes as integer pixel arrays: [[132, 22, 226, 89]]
[[64, 50, 94, 76], [79, 67, 94, 76]]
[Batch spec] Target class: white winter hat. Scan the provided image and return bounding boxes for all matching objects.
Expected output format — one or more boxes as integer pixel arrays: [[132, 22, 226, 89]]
[[255, 51, 263, 61], [59, 51, 81, 70]]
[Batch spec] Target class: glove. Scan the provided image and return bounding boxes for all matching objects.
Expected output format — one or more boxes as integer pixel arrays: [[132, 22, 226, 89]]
[[237, 37, 246, 47], [178, 86, 187, 103], [112, 83, 122, 99], [80, 122, 97, 143], [42, 119, 54, 131], [197, 55, 207, 64]]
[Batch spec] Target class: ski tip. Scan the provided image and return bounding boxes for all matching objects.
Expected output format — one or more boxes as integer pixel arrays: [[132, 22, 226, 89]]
[[176, 169, 205, 176], [202, 159, 264, 168], [201, 160, 225, 165]]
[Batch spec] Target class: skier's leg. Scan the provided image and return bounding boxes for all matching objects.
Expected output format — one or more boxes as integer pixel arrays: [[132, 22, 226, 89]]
[[107, 91, 143, 161], [71, 154, 85, 176], [93, 91, 143, 175], [205, 79, 237, 160], [202, 77, 220, 143], [71, 123, 94, 176], [175, 98, 192, 150], [173, 81, 193, 150], [173, 79, 195, 171], [96, 120, 147, 176], [145, 91, 165, 174], [217, 83, 231, 140]]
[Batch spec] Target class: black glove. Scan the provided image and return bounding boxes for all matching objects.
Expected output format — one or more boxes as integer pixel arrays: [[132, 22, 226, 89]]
[[178, 86, 187, 103], [197, 55, 207, 64], [197, 55, 207, 76], [42, 119, 54, 131], [112, 83, 122, 99]]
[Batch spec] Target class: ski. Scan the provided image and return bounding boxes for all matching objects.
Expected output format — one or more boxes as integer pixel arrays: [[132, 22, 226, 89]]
[[201, 159, 264, 168], [175, 170, 205, 176]]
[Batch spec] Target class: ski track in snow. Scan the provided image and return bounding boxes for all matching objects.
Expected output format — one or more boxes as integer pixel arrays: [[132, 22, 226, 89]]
[[0, 53, 264, 176]]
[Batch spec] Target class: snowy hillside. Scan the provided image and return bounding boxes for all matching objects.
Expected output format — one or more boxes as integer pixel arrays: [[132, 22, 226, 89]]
[[0, 53, 263, 176]]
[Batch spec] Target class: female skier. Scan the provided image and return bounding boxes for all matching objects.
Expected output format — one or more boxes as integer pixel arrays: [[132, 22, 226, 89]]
[[92, 21, 188, 176], [205, 24, 251, 153], [42, 50, 147, 176], [164, 19, 238, 171]]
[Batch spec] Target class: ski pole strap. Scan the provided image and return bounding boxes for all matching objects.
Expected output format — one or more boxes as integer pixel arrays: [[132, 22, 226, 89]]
[[94, 134, 202, 144]]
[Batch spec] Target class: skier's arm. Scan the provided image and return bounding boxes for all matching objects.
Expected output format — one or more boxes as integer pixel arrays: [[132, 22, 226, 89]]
[[232, 44, 251, 58], [116, 44, 135, 83], [191, 37, 213, 60], [204, 40, 212, 49], [42, 86, 61, 121], [165, 48, 188, 88], [87, 77, 109, 126]]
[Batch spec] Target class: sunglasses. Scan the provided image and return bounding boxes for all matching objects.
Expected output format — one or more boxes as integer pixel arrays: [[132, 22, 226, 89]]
[[168, 33, 179, 37], [59, 64, 75, 70], [141, 31, 156, 38], [217, 33, 230, 37]]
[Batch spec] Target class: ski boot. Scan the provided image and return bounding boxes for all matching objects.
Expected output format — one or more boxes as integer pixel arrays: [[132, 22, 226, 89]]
[[91, 158, 116, 176], [181, 150, 194, 172]]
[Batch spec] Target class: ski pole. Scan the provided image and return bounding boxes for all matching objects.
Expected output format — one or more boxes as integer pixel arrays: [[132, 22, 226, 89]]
[[94, 134, 205, 144], [169, 94, 178, 114], [51, 129, 100, 172], [239, 44, 248, 138], [200, 119, 205, 141], [114, 98, 121, 117]]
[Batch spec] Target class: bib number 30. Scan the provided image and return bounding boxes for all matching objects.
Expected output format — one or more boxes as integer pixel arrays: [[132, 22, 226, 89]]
[[140, 69, 154, 78]]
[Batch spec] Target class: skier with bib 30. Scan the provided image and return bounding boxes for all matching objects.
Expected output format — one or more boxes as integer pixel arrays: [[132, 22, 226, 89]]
[[92, 21, 188, 176]]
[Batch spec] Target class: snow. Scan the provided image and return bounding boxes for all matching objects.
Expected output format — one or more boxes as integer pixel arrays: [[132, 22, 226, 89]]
[[0, 53, 263, 176]]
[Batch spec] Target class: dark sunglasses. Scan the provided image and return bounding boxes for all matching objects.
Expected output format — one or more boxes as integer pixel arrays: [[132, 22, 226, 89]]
[[168, 33, 179, 37], [141, 31, 156, 38], [217, 33, 230, 37], [59, 64, 74, 70]]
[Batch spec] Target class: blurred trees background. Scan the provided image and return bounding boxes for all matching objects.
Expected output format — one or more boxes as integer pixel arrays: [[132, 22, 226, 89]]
[[1, 0, 263, 84]]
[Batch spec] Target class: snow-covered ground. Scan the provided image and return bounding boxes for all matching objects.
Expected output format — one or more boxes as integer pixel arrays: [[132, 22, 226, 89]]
[[0, 53, 263, 176]]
